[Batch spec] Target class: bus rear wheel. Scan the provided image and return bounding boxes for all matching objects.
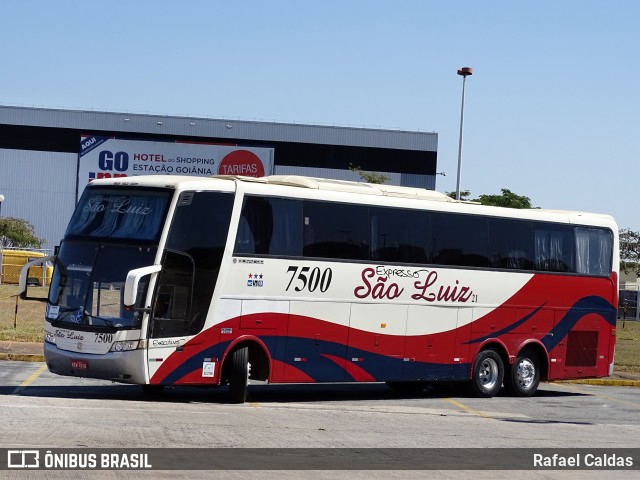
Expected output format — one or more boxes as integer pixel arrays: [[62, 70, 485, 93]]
[[505, 349, 540, 397], [228, 346, 250, 404], [470, 349, 504, 398]]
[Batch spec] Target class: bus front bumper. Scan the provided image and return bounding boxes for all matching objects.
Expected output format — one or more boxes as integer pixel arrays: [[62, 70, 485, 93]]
[[44, 341, 147, 385]]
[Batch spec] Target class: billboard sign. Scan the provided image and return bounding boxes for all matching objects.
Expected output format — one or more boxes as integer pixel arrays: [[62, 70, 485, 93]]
[[78, 136, 274, 198]]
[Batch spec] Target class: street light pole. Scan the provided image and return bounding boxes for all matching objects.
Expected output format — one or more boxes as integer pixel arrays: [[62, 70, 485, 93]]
[[455, 67, 473, 201], [0, 194, 4, 285]]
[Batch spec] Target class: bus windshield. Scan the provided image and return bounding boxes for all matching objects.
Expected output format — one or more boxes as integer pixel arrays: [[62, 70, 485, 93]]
[[66, 188, 171, 242], [45, 187, 173, 330], [47, 241, 158, 330]]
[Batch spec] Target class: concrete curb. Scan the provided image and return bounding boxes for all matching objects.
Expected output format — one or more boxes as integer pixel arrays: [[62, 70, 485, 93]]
[[559, 378, 640, 387], [0, 353, 45, 362]]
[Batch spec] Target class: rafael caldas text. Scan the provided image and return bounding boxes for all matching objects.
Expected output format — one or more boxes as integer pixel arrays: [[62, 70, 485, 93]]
[[533, 453, 635, 468], [354, 267, 477, 303]]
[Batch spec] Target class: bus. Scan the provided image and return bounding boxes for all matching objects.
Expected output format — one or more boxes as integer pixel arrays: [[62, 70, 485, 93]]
[[20, 174, 618, 403]]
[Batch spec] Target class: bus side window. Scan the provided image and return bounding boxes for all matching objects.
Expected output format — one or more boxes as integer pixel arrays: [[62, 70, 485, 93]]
[[235, 216, 255, 254], [574, 227, 612, 276], [302, 201, 369, 260], [488, 218, 534, 270], [235, 196, 302, 256], [534, 227, 575, 273], [150, 253, 193, 339], [431, 213, 490, 267], [370, 207, 430, 264]]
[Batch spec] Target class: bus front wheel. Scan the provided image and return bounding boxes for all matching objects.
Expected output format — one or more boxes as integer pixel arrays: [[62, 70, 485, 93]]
[[471, 349, 504, 398], [228, 346, 250, 404]]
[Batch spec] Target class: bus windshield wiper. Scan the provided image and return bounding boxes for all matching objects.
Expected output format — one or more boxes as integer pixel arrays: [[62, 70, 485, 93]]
[[49, 308, 116, 331], [83, 313, 117, 331], [49, 307, 81, 327]]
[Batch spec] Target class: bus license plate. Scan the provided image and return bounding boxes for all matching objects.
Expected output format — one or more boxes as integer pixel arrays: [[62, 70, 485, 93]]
[[71, 359, 88, 370]]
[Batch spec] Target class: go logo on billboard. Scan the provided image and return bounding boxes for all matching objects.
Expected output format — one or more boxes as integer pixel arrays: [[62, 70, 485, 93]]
[[98, 151, 129, 172]]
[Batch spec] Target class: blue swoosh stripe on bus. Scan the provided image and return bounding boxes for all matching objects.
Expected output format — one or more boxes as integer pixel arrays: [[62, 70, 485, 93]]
[[466, 296, 615, 349], [541, 296, 616, 352], [277, 338, 469, 382], [276, 337, 353, 381], [465, 303, 547, 344], [274, 338, 469, 382], [158, 340, 231, 385], [160, 337, 469, 384]]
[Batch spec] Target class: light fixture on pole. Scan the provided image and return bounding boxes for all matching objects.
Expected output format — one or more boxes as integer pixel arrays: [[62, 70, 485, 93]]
[[455, 67, 473, 201], [0, 195, 3, 285]]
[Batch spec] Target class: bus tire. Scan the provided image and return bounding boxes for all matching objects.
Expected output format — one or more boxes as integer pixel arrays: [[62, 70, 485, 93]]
[[471, 349, 504, 398], [228, 346, 250, 404], [505, 349, 540, 397]]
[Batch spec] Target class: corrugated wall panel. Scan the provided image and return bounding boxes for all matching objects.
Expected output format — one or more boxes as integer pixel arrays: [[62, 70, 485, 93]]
[[0, 106, 438, 152], [0, 106, 440, 249], [400, 173, 437, 190], [0, 149, 77, 249]]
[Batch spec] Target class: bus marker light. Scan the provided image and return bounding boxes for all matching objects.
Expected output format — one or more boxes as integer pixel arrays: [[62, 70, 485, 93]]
[[110, 340, 139, 352]]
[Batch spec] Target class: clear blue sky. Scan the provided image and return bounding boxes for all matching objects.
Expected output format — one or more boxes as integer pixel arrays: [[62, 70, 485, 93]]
[[2, 1, 638, 230]]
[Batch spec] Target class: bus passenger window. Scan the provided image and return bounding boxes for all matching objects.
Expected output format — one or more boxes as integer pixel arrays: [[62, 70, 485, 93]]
[[574, 227, 612, 276], [431, 213, 489, 267], [371, 207, 430, 264], [488, 218, 534, 270], [303, 201, 369, 260], [235, 196, 302, 256], [534, 226, 575, 273]]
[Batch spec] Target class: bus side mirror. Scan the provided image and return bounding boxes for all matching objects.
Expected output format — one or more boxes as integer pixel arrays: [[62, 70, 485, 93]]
[[18, 255, 56, 301], [123, 265, 162, 308]]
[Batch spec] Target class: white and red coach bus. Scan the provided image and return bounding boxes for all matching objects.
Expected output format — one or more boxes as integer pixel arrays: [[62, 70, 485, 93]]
[[20, 175, 618, 402]]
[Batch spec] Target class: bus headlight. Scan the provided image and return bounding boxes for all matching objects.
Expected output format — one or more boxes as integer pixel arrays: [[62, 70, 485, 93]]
[[44, 331, 56, 344], [110, 340, 139, 352]]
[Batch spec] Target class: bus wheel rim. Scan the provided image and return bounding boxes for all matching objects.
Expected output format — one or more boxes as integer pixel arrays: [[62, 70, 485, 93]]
[[480, 358, 499, 390], [516, 358, 536, 389]]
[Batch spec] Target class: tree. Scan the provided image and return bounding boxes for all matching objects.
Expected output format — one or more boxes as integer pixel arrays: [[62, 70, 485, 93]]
[[476, 189, 533, 209], [0, 217, 44, 248], [446, 188, 533, 208], [348, 163, 389, 184], [445, 190, 472, 201], [620, 228, 640, 277]]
